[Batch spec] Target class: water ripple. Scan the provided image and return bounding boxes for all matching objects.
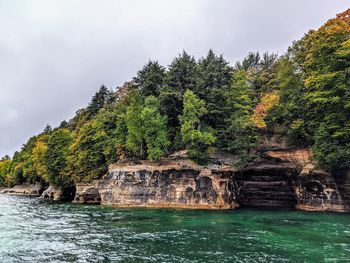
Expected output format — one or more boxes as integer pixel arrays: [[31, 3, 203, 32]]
[[0, 194, 350, 262]]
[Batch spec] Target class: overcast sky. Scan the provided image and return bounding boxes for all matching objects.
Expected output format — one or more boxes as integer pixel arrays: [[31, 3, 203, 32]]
[[0, 0, 348, 157]]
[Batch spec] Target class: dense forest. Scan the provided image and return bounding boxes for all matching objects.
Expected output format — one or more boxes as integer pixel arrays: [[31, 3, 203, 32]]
[[0, 10, 349, 189]]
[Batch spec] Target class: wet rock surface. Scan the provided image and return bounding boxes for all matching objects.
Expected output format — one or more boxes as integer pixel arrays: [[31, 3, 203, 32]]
[[74, 181, 101, 204], [41, 185, 76, 201], [0, 183, 44, 196]]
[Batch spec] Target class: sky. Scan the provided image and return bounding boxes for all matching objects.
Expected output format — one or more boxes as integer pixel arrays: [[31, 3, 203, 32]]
[[0, 0, 349, 157]]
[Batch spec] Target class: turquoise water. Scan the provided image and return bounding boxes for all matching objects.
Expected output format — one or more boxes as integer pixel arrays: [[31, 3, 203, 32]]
[[0, 194, 349, 262]]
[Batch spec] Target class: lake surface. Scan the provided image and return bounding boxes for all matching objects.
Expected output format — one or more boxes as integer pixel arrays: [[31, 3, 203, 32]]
[[0, 194, 349, 262]]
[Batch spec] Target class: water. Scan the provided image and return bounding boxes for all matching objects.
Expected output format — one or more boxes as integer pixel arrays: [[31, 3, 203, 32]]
[[0, 194, 349, 262]]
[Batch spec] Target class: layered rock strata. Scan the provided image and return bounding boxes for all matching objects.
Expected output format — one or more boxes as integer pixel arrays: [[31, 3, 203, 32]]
[[73, 150, 350, 212], [75, 159, 238, 209]]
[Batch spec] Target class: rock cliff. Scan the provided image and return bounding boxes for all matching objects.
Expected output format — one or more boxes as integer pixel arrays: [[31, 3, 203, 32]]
[[41, 185, 76, 202], [3, 148, 349, 212], [75, 159, 238, 209], [73, 149, 350, 212]]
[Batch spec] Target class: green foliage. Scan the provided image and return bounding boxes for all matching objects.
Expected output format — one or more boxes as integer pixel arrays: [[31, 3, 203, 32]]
[[2, 10, 349, 188], [271, 57, 311, 146], [67, 107, 120, 183], [113, 97, 129, 160], [86, 85, 114, 119], [313, 123, 350, 171], [134, 61, 166, 97], [236, 52, 278, 95], [180, 90, 216, 162], [125, 89, 145, 157], [140, 96, 170, 160], [197, 49, 232, 128], [45, 128, 73, 187], [225, 70, 260, 166], [0, 157, 11, 186], [160, 51, 199, 138], [296, 10, 349, 168]]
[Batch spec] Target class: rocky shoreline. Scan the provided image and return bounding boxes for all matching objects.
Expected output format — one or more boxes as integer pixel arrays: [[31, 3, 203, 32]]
[[1, 148, 350, 212]]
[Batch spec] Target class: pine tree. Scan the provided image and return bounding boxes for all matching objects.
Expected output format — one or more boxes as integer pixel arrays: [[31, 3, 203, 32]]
[[134, 61, 166, 97], [224, 70, 259, 165], [197, 49, 232, 128], [160, 51, 199, 137], [86, 85, 114, 118]]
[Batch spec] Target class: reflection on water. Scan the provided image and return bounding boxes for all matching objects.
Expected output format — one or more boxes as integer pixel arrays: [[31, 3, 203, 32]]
[[0, 194, 349, 262]]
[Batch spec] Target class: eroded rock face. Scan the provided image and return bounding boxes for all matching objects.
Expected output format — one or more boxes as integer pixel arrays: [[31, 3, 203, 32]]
[[98, 167, 238, 209], [40, 185, 76, 201], [74, 181, 101, 204], [333, 169, 350, 211], [1, 183, 44, 196], [71, 150, 350, 212], [236, 162, 298, 208], [295, 166, 350, 212]]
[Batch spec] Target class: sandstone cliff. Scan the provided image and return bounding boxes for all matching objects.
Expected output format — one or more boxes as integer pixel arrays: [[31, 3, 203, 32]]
[[73, 149, 350, 212], [75, 158, 238, 209], [2, 148, 349, 212]]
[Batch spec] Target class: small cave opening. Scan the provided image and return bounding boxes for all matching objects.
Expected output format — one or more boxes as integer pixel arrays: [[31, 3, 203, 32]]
[[61, 185, 77, 202], [236, 166, 298, 209]]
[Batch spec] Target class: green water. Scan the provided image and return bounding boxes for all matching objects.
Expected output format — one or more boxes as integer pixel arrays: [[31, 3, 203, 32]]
[[0, 194, 349, 262]]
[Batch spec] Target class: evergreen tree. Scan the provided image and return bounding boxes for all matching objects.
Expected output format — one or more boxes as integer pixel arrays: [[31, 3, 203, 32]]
[[86, 85, 114, 118], [197, 49, 232, 128], [225, 70, 259, 165], [160, 51, 199, 137], [134, 61, 166, 97]]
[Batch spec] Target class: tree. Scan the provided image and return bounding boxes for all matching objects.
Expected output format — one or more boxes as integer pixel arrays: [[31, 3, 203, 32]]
[[301, 9, 350, 169], [179, 90, 216, 162], [133, 61, 166, 97], [251, 91, 280, 129], [160, 51, 199, 139], [140, 96, 170, 160], [197, 49, 232, 128], [225, 70, 260, 166], [236, 51, 278, 97], [45, 128, 73, 187], [113, 96, 129, 160], [313, 123, 350, 171], [125, 89, 145, 157], [67, 107, 120, 183], [0, 157, 11, 186], [31, 137, 49, 181], [86, 85, 114, 118], [271, 56, 311, 146], [59, 120, 69, 129]]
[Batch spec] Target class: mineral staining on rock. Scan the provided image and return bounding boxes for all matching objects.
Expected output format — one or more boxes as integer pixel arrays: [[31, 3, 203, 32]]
[[72, 150, 350, 212], [75, 159, 238, 209]]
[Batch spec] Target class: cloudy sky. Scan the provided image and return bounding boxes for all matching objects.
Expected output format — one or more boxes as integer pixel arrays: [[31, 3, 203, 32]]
[[0, 0, 348, 157]]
